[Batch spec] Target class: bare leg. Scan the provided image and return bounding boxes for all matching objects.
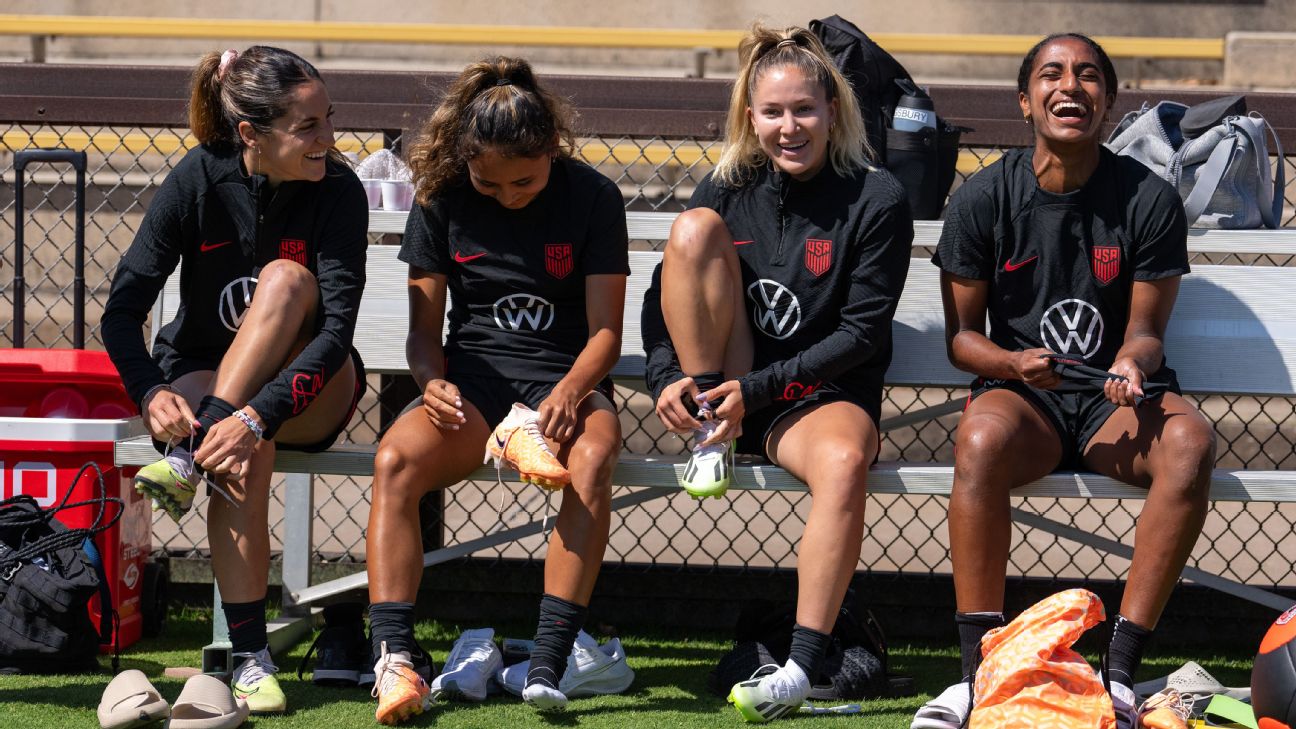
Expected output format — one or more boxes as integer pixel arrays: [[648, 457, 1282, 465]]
[[660, 208, 752, 378], [766, 401, 878, 633], [1082, 393, 1215, 628], [544, 393, 621, 604], [949, 390, 1062, 612], [367, 402, 491, 603]]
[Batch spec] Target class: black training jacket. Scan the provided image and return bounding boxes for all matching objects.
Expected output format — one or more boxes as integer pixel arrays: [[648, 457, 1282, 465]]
[[642, 161, 913, 413], [102, 145, 367, 435]]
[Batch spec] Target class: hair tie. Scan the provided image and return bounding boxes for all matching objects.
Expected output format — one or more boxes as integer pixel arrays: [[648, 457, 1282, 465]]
[[217, 49, 239, 81], [495, 78, 513, 87], [776, 38, 798, 50]]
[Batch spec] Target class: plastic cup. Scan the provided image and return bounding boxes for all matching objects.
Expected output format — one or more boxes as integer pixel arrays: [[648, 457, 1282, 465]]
[[37, 387, 89, 418], [361, 179, 383, 209], [381, 180, 414, 212]]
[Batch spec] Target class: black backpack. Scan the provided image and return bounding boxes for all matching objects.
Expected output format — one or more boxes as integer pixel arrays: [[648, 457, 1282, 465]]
[[810, 15, 965, 219], [0, 463, 121, 673]]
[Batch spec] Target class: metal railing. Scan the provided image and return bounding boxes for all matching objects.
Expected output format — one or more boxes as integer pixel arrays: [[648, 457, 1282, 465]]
[[4, 64, 1296, 593]]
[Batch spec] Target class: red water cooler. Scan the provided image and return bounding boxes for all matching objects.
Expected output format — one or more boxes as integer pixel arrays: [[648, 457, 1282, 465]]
[[5, 149, 167, 651]]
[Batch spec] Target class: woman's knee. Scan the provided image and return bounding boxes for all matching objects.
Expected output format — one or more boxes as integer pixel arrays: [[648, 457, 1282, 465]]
[[955, 416, 1023, 475], [372, 440, 432, 503], [663, 208, 732, 264], [806, 442, 871, 505], [1155, 412, 1217, 489], [255, 259, 317, 303]]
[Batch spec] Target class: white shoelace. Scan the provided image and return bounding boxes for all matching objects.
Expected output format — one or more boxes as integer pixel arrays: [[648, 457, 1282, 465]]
[[371, 643, 416, 699], [234, 650, 277, 686], [692, 418, 728, 459], [162, 432, 238, 507]]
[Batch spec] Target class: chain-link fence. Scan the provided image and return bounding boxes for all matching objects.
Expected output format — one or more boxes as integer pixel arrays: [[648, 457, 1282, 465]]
[[5, 106, 1296, 592]]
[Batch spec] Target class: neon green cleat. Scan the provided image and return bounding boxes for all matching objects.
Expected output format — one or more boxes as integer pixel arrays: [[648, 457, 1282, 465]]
[[727, 662, 809, 724], [133, 457, 196, 522], [232, 648, 287, 715], [680, 419, 734, 500]]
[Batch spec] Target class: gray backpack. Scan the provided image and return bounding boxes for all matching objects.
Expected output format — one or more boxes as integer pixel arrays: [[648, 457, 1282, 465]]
[[1105, 97, 1284, 229]]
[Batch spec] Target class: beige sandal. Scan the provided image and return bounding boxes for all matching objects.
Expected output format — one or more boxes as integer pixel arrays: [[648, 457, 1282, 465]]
[[167, 674, 249, 729], [98, 669, 170, 729]]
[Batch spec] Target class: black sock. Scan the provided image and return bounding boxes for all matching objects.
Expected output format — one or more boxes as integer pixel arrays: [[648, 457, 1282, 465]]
[[956, 611, 1006, 682], [787, 624, 833, 682], [1107, 614, 1153, 688], [685, 371, 725, 417], [223, 597, 268, 656], [368, 601, 417, 657], [190, 394, 239, 454], [526, 594, 587, 690]]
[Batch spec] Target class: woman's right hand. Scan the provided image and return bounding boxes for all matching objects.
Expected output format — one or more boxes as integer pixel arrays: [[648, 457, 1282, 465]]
[[1015, 348, 1063, 390], [142, 386, 198, 442], [655, 376, 703, 434], [422, 378, 467, 429]]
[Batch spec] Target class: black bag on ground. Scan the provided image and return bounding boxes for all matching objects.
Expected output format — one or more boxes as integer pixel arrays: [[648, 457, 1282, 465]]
[[0, 463, 121, 673], [810, 14, 965, 219], [707, 589, 911, 700]]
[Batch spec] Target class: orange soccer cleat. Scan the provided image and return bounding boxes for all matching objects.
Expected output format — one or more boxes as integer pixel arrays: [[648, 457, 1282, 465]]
[[372, 642, 432, 726], [485, 403, 571, 490]]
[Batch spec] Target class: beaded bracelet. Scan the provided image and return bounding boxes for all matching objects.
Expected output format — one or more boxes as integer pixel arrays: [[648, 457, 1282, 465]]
[[233, 409, 265, 440]]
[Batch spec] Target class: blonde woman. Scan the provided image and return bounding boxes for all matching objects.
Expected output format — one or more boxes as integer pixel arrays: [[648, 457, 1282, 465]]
[[642, 25, 913, 723]]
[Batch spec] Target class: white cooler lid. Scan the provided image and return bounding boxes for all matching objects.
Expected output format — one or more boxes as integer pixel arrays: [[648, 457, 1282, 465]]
[[0, 416, 146, 443]]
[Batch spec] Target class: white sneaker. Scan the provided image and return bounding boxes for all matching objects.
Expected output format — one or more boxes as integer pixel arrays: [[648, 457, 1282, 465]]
[[727, 659, 810, 723], [910, 681, 972, 729], [496, 630, 635, 701], [680, 414, 734, 500], [430, 628, 503, 702]]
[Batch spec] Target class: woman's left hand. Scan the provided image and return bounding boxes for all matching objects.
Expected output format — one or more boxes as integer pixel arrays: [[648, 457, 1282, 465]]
[[699, 380, 746, 447], [537, 386, 581, 443], [1104, 357, 1146, 407], [194, 412, 260, 477]]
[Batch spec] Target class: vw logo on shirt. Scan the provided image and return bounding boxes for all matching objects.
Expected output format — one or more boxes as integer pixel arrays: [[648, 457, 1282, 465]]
[[218, 276, 258, 333], [747, 279, 802, 340], [492, 293, 555, 331], [1040, 298, 1104, 359]]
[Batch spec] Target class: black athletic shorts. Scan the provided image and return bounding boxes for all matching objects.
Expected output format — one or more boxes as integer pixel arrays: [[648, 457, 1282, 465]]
[[151, 346, 367, 455], [966, 366, 1180, 470], [735, 383, 882, 461], [404, 372, 616, 429]]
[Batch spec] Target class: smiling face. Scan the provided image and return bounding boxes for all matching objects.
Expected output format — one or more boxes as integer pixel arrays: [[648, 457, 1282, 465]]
[[243, 79, 335, 186], [1019, 36, 1114, 148], [747, 64, 837, 181], [466, 147, 552, 210]]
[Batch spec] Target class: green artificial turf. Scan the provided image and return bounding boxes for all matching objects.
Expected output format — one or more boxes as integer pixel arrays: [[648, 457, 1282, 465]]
[[0, 607, 1259, 728]]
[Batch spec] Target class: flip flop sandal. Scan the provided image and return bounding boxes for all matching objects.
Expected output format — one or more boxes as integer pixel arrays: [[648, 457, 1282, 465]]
[[98, 669, 170, 729], [910, 681, 973, 729], [1134, 661, 1252, 708], [167, 674, 250, 729]]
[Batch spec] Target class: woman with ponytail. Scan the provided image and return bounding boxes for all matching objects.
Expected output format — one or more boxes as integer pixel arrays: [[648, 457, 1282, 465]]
[[364, 57, 627, 724], [102, 46, 367, 715], [641, 24, 913, 723]]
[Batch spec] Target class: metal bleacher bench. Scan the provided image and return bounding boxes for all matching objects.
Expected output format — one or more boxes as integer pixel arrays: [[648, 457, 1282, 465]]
[[114, 209, 1296, 666]]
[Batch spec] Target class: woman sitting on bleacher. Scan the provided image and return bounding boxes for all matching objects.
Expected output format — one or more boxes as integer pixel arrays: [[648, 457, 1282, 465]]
[[642, 25, 913, 723], [101, 46, 368, 715], [363, 57, 628, 724], [910, 33, 1216, 729]]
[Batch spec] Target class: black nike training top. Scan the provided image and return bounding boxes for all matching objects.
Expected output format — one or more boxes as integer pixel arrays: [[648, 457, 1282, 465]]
[[400, 158, 630, 382], [102, 145, 368, 435], [934, 146, 1188, 373], [642, 161, 914, 414]]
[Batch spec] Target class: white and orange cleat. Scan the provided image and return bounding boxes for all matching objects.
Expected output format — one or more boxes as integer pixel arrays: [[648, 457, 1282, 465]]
[[372, 642, 432, 725], [485, 403, 571, 490]]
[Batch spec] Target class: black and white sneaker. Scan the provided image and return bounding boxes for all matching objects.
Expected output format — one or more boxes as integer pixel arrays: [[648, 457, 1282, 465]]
[[297, 606, 368, 686]]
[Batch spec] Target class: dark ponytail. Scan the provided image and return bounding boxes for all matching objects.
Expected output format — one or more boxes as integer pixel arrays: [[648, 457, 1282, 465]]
[[408, 56, 577, 205]]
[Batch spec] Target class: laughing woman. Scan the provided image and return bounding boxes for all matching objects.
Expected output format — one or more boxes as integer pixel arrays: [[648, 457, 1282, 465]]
[[103, 46, 367, 715]]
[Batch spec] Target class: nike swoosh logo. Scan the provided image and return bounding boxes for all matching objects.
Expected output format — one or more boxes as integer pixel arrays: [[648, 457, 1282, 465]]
[[454, 251, 487, 263], [1003, 255, 1038, 272], [200, 240, 233, 252], [733, 240, 755, 246], [495, 434, 507, 448]]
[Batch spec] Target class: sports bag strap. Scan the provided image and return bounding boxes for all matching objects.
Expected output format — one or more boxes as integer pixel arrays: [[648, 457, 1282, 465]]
[[1258, 114, 1285, 228], [1180, 129, 1239, 226], [1228, 114, 1283, 229], [83, 536, 120, 672]]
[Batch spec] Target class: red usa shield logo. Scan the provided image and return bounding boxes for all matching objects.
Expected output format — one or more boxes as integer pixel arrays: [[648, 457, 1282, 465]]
[[805, 239, 832, 277], [279, 238, 307, 265], [545, 243, 573, 279], [1092, 245, 1121, 285]]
